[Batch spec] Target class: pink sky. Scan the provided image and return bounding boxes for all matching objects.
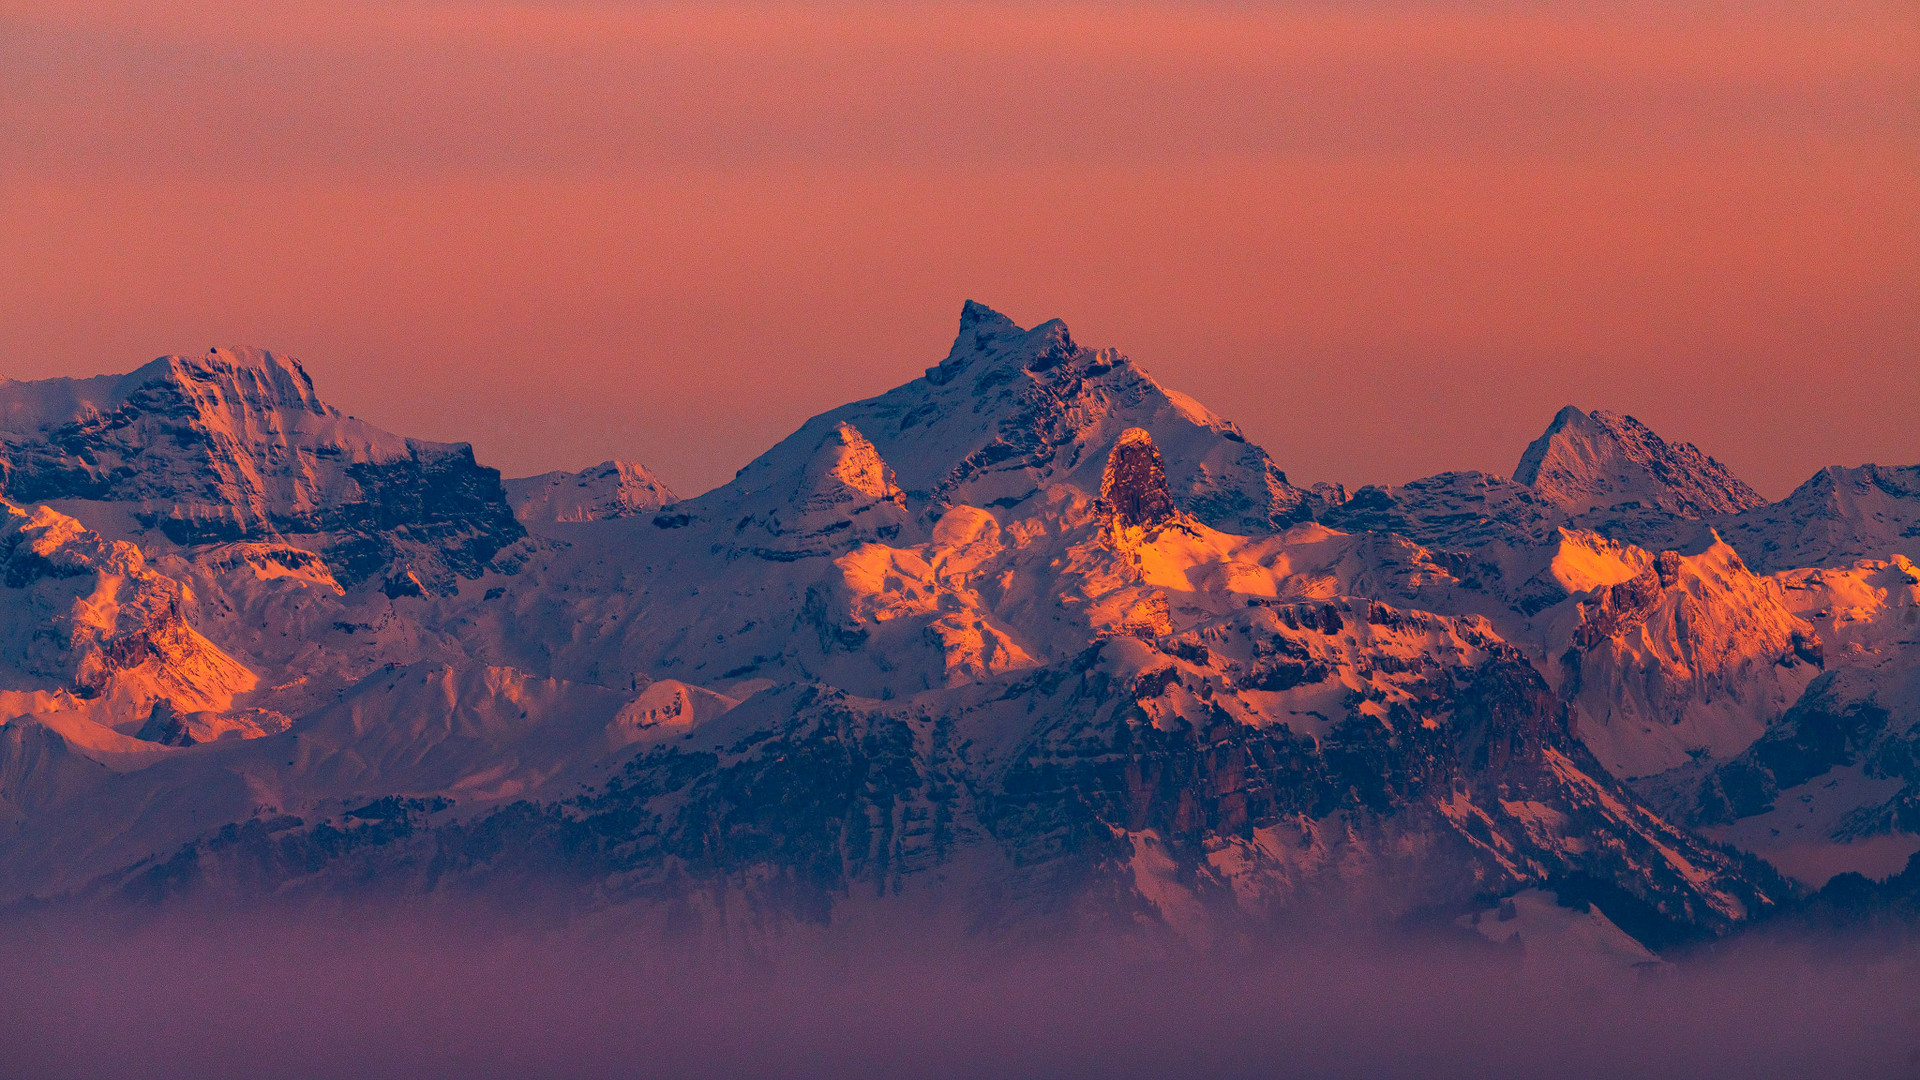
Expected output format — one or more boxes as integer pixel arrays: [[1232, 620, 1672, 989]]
[[2, 1, 1914, 497]]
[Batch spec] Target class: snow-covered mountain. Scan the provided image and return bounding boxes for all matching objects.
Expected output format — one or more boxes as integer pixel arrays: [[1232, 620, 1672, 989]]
[[0, 347, 524, 594], [1691, 554, 1920, 883], [698, 301, 1320, 535], [505, 460, 674, 528], [1514, 406, 1766, 519], [1322, 406, 1768, 557], [1714, 464, 1920, 573], [1538, 531, 1820, 780], [2, 303, 1915, 950]]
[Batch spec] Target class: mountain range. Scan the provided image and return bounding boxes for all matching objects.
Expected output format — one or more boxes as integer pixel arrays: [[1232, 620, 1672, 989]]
[[2, 303, 1916, 955]]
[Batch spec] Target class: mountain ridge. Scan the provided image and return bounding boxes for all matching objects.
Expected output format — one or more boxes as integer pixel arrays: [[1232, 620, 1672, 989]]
[[0, 303, 1914, 953], [0, 346, 524, 595]]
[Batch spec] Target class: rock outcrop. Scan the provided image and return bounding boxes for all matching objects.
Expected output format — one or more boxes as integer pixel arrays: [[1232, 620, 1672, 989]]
[[1100, 427, 1178, 531]]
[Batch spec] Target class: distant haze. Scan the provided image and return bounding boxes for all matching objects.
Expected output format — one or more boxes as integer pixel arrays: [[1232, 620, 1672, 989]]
[[2, 1, 1914, 499], [4, 902, 1920, 1080]]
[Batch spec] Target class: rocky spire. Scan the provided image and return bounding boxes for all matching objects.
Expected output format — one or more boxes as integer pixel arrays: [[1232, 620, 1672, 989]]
[[924, 300, 1031, 386], [1100, 428, 1176, 531]]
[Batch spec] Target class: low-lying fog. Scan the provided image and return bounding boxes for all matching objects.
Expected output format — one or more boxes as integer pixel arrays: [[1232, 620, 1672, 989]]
[[4, 898, 1917, 1080]]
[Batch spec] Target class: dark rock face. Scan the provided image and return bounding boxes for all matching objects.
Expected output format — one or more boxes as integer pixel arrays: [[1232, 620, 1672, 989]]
[[381, 571, 429, 600], [134, 701, 195, 747], [1796, 851, 1920, 930], [131, 444, 523, 589], [974, 634, 1772, 938], [1099, 428, 1177, 530], [1696, 671, 1916, 831], [1317, 471, 1564, 550], [117, 685, 957, 924], [321, 447, 524, 589], [1569, 562, 1668, 650], [111, 621, 1782, 942], [1, 349, 331, 519]]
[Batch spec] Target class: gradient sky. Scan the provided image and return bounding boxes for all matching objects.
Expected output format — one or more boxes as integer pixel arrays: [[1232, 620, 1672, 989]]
[[2, 1, 1915, 498]]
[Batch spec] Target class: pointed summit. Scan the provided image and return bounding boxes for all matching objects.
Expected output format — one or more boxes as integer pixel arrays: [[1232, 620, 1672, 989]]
[[707, 300, 1309, 535], [927, 300, 1031, 385], [958, 299, 1018, 335], [1514, 407, 1764, 518], [722, 422, 908, 556]]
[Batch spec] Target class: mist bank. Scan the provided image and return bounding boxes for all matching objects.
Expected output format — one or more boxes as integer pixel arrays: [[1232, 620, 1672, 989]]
[[4, 897, 1917, 1080]]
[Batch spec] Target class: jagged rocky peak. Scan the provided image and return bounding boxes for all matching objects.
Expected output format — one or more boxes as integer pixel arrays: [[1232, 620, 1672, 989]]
[[706, 300, 1310, 535], [923, 299, 1031, 383], [1546, 527, 1821, 779], [150, 346, 331, 416], [1100, 427, 1177, 531], [0, 346, 523, 592], [1514, 406, 1765, 518], [505, 459, 675, 526]]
